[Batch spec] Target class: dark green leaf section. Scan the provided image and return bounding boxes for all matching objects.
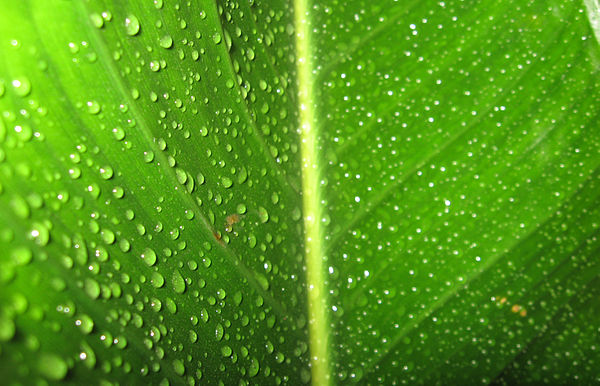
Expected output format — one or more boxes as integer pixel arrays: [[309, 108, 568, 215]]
[[313, 0, 600, 383], [0, 0, 309, 384]]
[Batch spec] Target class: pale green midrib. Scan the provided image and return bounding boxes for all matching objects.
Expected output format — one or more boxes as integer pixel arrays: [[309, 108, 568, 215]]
[[294, 0, 331, 385], [76, 1, 287, 316]]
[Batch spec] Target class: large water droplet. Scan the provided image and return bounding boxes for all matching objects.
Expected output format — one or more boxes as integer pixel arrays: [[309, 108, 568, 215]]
[[172, 270, 186, 293], [141, 248, 157, 266], [124, 15, 140, 36], [12, 77, 31, 97], [38, 353, 68, 380]]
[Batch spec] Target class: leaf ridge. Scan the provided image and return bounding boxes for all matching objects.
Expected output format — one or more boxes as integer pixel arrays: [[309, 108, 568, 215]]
[[294, 0, 332, 384]]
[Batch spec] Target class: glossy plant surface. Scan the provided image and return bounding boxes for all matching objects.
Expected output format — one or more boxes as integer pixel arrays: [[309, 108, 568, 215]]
[[0, 0, 599, 384]]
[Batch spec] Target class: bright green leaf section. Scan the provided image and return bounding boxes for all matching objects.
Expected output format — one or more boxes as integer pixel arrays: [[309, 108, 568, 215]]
[[1, 0, 599, 385]]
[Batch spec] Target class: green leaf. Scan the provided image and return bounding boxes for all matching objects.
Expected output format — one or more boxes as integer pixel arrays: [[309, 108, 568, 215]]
[[0, 0, 599, 384]]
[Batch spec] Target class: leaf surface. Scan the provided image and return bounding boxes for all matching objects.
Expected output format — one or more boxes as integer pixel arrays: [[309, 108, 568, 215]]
[[0, 0, 599, 384]]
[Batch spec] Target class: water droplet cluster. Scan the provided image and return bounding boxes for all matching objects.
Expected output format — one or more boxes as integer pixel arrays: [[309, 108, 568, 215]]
[[0, 1, 309, 384]]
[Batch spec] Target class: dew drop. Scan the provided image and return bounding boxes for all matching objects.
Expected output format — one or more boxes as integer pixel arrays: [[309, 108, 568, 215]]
[[221, 345, 233, 357], [200, 308, 209, 323], [99, 166, 113, 180], [159, 35, 173, 49], [140, 248, 157, 266], [172, 359, 185, 376], [29, 222, 50, 246], [165, 297, 177, 314], [143, 150, 155, 163], [0, 314, 16, 341], [248, 357, 259, 377], [215, 323, 224, 341], [172, 270, 186, 293], [11, 247, 33, 266], [86, 100, 101, 115], [124, 15, 140, 36], [84, 278, 101, 299], [38, 353, 68, 380], [12, 77, 31, 97], [150, 271, 165, 288], [75, 314, 94, 334], [221, 176, 233, 188], [257, 206, 269, 223]]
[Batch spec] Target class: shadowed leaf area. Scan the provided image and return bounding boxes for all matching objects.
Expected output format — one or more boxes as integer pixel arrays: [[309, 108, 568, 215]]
[[0, 0, 599, 384]]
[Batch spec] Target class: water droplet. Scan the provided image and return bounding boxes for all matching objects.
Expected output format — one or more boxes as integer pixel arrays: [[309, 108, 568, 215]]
[[86, 100, 101, 115], [233, 291, 243, 306], [215, 323, 224, 341], [29, 222, 50, 246], [173, 359, 185, 375], [165, 297, 177, 314], [150, 271, 164, 288], [150, 297, 162, 312], [84, 278, 101, 299], [12, 77, 31, 97], [0, 314, 16, 341], [175, 168, 187, 184], [11, 247, 32, 266], [159, 35, 173, 49], [200, 308, 209, 323], [221, 345, 232, 357], [140, 248, 157, 266], [291, 207, 302, 221], [257, 207, 269, 223], [172, 270, 185, 293], [14, 124, 33, 142], [248, 357, 259, 377], [143, 150, 155, 163], [100, 228, 115, 244], [221, 176, 233, 188], [75, 314, 94, 334], [99, 165, 113, 180], [256, 274, 269, 291], [149, 60, 161, 72], [238, 166, 248, 184], [10, 195, 30, 219], [38, 353, 68, 380], [124, 15, 140, 36]]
